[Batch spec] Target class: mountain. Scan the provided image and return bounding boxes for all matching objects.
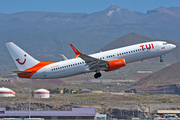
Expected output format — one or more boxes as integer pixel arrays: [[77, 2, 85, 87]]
[[1, 5, 180, 41], [0, 5, 145, 30], [86, 4, 145, 25], [133, 60, 180, 94], [136, 61, 180, 85], [136, 6, 180, 28]]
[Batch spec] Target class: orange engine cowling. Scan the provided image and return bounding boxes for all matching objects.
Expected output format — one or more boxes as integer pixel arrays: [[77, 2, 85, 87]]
[[105, 58, 126, 72]]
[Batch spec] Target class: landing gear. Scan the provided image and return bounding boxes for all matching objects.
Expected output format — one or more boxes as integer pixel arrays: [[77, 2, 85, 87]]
[[160, 56, 164, 63], [94, 71, 101, 79]]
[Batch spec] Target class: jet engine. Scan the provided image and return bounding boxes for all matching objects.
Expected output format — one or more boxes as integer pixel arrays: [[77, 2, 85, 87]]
[[105, 58, 126, 72]]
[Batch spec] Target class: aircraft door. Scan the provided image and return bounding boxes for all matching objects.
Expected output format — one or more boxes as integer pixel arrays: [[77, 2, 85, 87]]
[[42, 68, 47, 79], [155, 43, 160, 51]]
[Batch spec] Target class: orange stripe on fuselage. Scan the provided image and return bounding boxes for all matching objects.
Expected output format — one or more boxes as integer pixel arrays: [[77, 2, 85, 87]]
[[18, 62, 54, 78]]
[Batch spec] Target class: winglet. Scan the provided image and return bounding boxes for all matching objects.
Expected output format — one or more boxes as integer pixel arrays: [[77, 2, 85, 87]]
[[61, 54, 68, 60], [70, 44, 83, 58]]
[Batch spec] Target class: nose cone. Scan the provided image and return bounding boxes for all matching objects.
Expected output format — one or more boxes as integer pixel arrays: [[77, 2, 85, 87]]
[[169, 44, 176, 49]]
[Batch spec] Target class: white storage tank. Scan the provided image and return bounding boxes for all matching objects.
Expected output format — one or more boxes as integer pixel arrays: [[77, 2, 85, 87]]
[[34, 88, 50, 98], [0, 87, 15, 97]]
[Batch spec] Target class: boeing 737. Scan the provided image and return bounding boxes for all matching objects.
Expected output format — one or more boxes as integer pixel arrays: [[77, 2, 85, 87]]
[[6, 41, 176, 79]]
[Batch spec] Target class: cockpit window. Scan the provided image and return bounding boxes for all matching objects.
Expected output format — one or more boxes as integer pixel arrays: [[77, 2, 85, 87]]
[[163, 43, 167, 45]]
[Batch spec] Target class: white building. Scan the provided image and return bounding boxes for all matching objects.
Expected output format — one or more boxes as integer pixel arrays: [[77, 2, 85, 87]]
[[0, 87, 15, 97], [95, 113, 107, 120], [34, 88, 50, 98]]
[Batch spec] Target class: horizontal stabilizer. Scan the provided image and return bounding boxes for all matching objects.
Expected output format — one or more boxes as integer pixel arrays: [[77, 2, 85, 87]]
[[13, 71, 32, 75], [11, 73, 18, 76]]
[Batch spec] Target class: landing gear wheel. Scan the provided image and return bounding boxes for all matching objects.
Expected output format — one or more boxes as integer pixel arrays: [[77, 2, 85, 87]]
[[94, 72, 102, 79], [160, 59, 164, 63], [97, 72, 101, 77], [94, 74, 98, 79], [160, 56, 164, 63]]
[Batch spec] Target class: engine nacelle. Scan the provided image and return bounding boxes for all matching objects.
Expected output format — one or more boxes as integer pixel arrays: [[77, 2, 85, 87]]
[[105, 58, 126, 72]]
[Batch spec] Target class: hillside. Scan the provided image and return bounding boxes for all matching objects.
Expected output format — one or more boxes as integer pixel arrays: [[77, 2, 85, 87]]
[[136, 61, 180, 85], [131, 60, 180, 94]]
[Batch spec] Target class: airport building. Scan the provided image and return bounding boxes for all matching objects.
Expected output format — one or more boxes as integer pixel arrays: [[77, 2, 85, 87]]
[[0, 108, 95, 119]]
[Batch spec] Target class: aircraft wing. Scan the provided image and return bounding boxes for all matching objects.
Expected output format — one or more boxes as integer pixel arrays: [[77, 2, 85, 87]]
[[70, 44, 108, 71], [80, 54, 108, 70]]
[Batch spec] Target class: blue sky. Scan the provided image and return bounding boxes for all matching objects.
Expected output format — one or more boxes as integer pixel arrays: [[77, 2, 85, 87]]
[[0, 0, 180, 14]]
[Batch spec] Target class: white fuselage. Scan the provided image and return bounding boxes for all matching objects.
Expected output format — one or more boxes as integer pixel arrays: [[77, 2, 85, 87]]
[[31, 41, 176, 79]]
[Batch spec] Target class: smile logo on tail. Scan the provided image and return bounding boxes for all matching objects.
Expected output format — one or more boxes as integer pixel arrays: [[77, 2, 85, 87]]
[[16, 54, 26, 65]]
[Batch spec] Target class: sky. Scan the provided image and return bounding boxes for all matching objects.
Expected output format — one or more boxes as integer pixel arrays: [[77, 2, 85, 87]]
[[0, 0, 180, 14]]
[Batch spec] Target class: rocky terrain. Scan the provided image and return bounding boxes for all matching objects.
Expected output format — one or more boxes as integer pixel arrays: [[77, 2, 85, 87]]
[[1, 93, 180, 118]]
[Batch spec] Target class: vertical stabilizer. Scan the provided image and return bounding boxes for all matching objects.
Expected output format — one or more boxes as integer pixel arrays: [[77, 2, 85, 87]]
[[6, 42, 40, 71]]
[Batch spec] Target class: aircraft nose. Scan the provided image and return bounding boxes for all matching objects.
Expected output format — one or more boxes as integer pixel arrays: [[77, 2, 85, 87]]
[[169, 44, 176, 49], [169, 44, 176, 50]]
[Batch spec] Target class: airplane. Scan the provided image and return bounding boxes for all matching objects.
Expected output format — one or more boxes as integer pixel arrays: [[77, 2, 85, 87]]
[[6, 41, 176, 79]]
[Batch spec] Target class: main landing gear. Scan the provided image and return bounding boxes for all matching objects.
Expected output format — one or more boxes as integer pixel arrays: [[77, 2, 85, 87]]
[[160, 56, 164, 63], [94, 71, 101, 79]]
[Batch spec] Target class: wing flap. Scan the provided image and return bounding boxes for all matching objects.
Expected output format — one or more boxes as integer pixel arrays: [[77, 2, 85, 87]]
[[80, 54, 108, 70]]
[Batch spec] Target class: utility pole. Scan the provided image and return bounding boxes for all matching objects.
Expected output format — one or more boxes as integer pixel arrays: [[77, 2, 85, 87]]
[[164, 85, 165, 96], [29, 86, 31, 118]]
